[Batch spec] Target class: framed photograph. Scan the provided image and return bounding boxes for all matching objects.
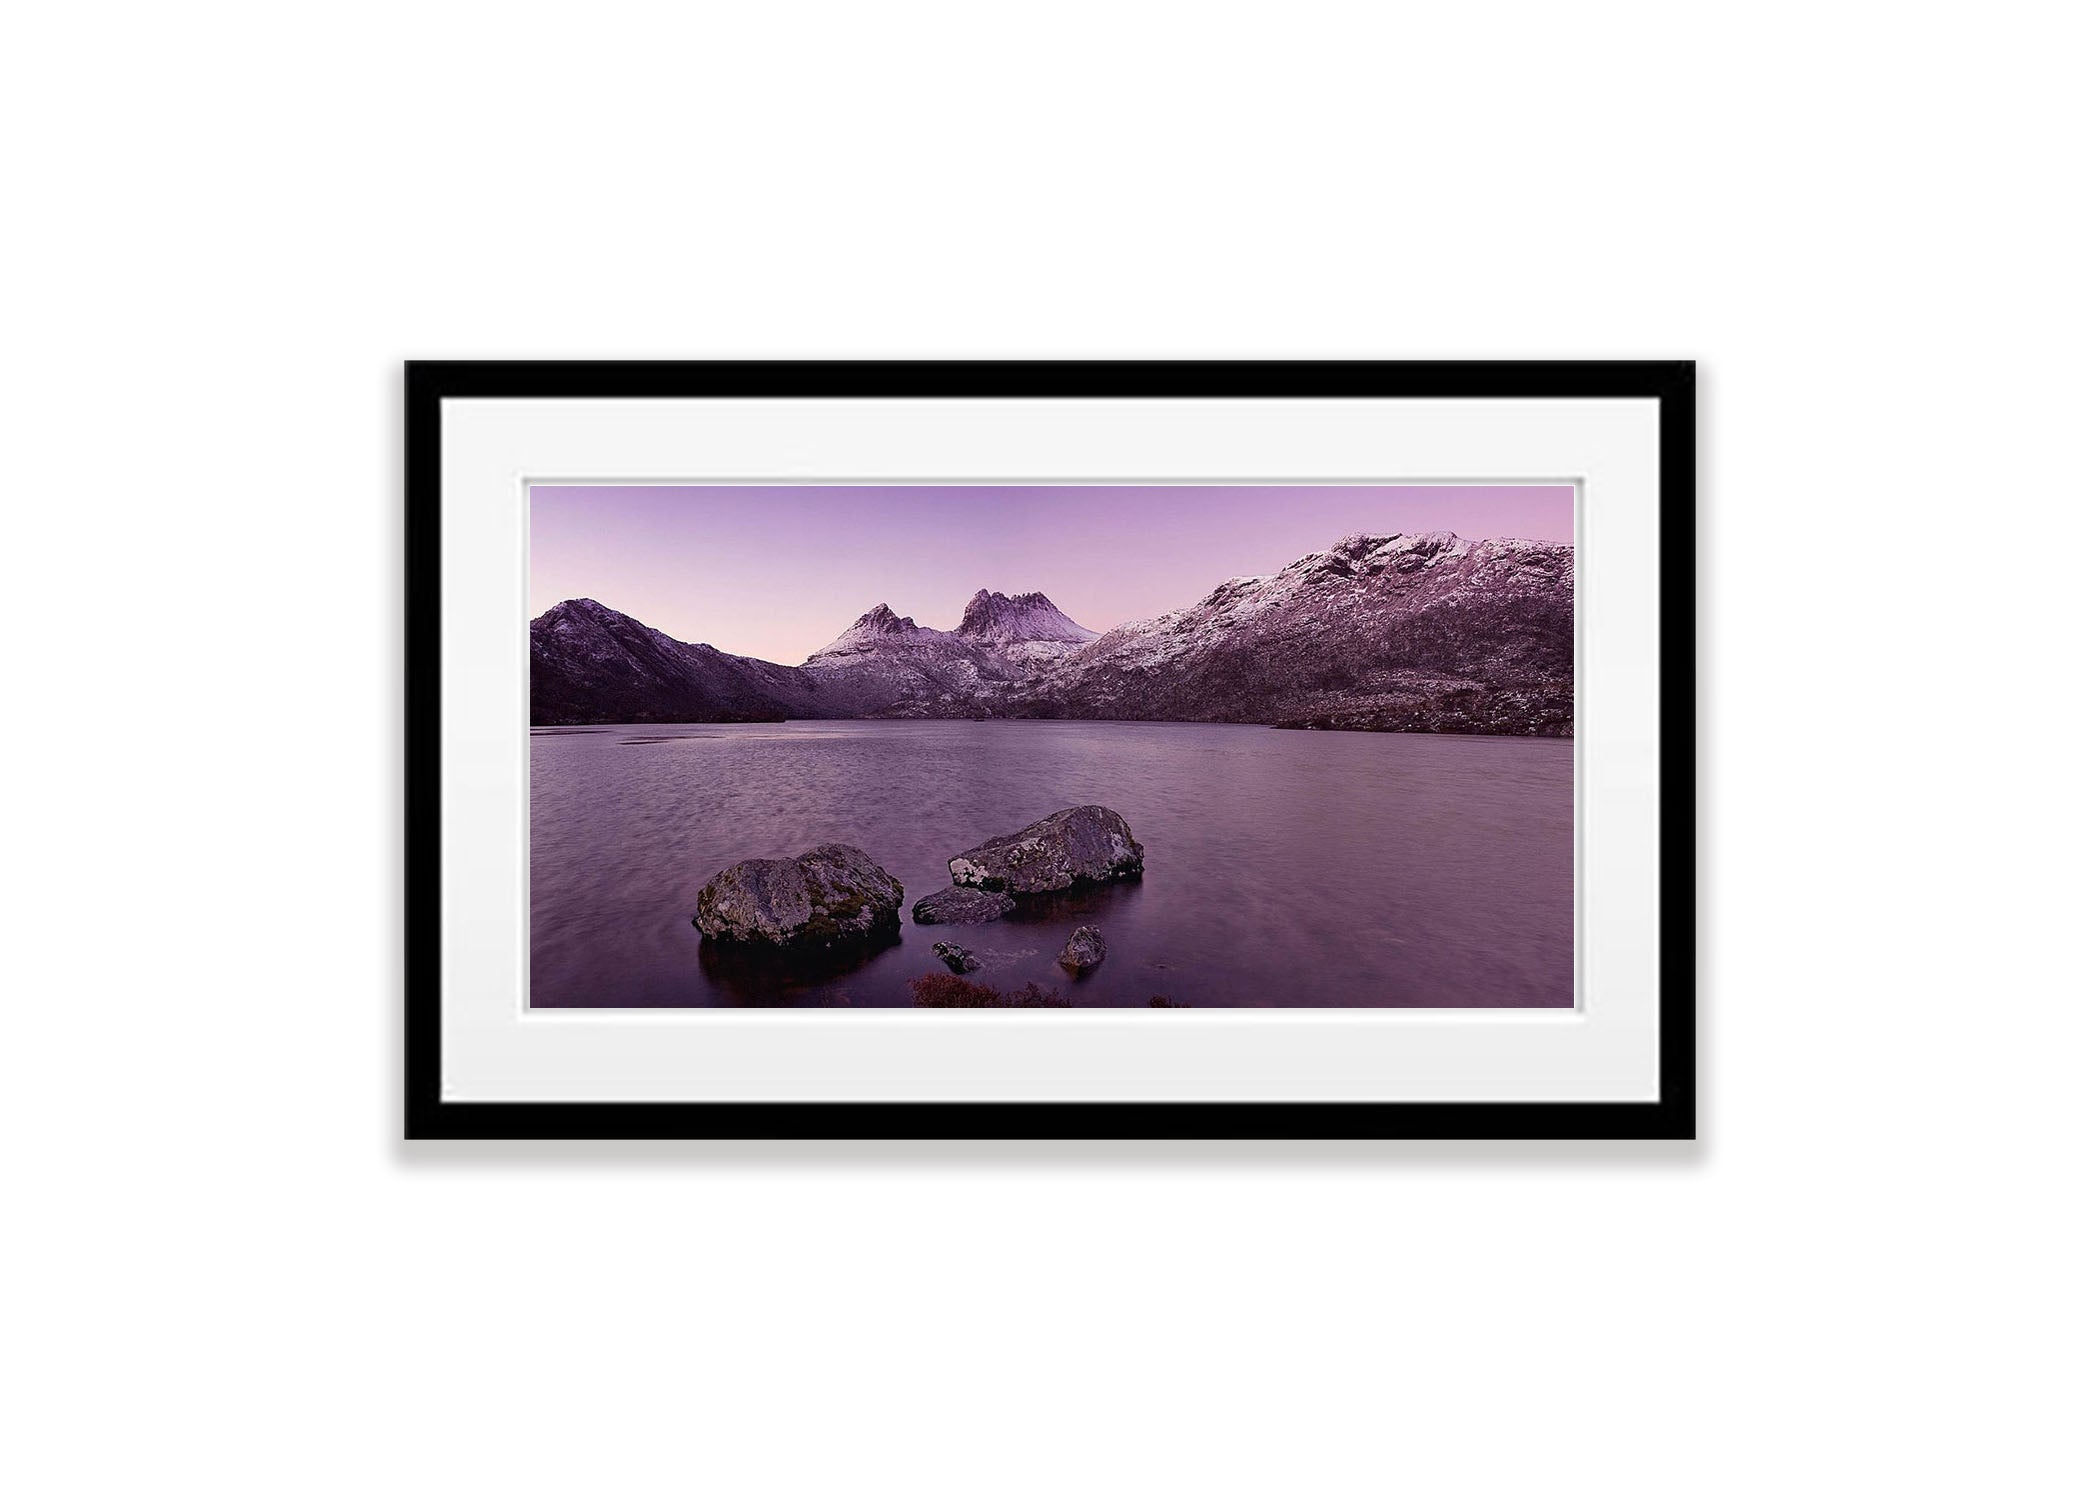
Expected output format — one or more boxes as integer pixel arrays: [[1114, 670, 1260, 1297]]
[[406, 361, 1693, 1139]]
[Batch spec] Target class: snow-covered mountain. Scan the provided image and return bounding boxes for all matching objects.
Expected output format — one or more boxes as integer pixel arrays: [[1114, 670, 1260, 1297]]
[[798, 590, 1098, 716], [1016, 532, 1573, 734], [807, 603, 948, 657], [529, 535, 1573, 734], [956, 589, 1097, 646]]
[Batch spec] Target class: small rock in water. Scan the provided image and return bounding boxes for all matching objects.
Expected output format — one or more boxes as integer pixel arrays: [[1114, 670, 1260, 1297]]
[[948, 805, 1144, 894], [693, 843, 904, 948], [931, 941, 980, 973], [911, 887, 1016, 925], [1057, 925, 1107, 975]]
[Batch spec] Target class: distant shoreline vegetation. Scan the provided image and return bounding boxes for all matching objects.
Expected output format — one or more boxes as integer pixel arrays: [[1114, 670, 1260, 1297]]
[[531, 531, 1574, 738]]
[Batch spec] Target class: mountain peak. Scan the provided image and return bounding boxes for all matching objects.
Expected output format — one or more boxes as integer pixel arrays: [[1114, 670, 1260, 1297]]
[[853, 603, 917, 633], [1278, 532, 1473, 582], [1334, 530, 1461, 560], [809, 602, 940, 661], [956, 589, 1097, 644], [537, 597, 635, 629]]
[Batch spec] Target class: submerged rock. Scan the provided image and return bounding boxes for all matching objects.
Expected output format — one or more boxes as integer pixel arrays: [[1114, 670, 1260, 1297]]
[[693, 843, 904, 948], [931, 941, 980, 973], [911, 887, 1016, 925], [1057, 925, 1106, 975], [696, 928, 901, 1002], [947, 805, 1144, 894]]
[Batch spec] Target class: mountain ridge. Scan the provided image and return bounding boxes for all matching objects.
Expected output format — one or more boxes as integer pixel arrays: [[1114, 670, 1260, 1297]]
[[529, 596, 826, 726], [794, 589, 1096, 715], [530, 533, 1573, 734], [955, 589, 1098, 646]]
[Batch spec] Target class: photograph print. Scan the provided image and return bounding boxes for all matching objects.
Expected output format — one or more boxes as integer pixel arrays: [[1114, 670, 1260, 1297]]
[[530, 482, 1575, 1011]]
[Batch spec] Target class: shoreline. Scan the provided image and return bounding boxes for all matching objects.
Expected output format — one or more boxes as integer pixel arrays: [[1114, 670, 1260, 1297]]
[[530, 716, 1576, 739]]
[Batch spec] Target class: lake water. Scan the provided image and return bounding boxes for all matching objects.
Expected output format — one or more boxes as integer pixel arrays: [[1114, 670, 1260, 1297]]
[[530, 720, 1572, 1008]]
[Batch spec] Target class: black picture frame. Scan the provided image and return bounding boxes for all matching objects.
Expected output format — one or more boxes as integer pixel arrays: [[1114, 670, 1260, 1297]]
[[406, 360, 1695, 1140]]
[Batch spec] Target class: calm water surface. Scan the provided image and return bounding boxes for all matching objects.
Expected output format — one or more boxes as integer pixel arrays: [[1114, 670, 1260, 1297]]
[[531, 720, 1572, 1008]]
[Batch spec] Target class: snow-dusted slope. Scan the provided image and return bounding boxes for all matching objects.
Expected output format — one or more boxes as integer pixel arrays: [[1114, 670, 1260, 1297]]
[[807, 603, 949, 658], [798, 592, 1098, 716], [1016, 532, 1574, 734], [955, 589, 1098, 646]]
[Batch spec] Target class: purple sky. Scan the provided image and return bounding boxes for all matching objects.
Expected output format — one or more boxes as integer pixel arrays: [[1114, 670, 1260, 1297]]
[[530, 484, 1574, 665]]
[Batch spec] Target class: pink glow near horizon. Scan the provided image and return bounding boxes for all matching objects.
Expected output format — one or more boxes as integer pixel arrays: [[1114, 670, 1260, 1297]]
[[530, 484, 1575, 665]]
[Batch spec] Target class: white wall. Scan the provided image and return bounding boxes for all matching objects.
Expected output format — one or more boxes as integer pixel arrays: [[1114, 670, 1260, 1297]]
[[7, 4, 2093, 1497]]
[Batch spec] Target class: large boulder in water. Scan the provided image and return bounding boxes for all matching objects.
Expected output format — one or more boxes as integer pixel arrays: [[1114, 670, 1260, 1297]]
[[911, 887, 1015, 925], [693, 844, 904, 948], [1057, 925, 1106, 975], [947, 805, 1144, 894]]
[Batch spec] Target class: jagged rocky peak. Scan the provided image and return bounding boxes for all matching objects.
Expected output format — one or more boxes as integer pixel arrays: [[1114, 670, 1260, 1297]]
[[852, 603, 918, 634], [955, 589, 1098, 644], [1293, 531, 1467, 575], [1368, 529, 1463, 559], [809, 602, 941, 659], [1267, 531, 1477, 584]]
